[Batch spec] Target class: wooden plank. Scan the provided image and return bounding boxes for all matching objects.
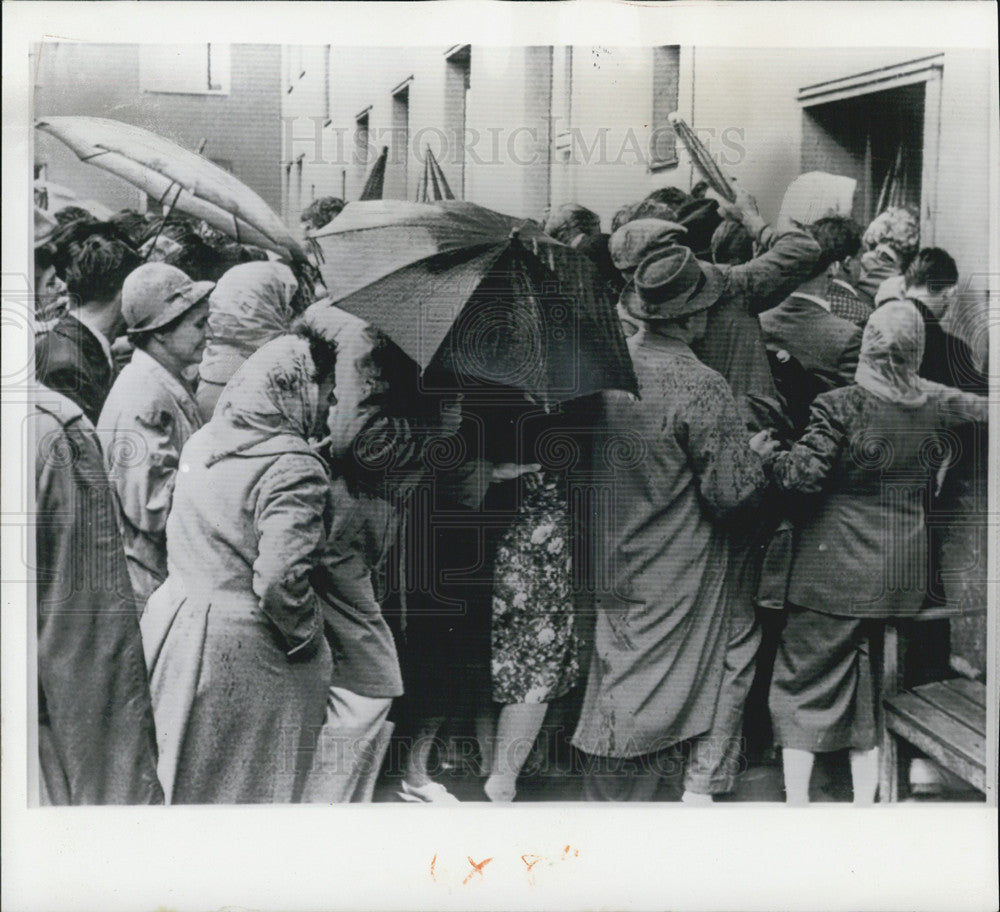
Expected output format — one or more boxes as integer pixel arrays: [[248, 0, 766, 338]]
[[884, 717, 986, 793], [943, 677, 986, 709], [886, 693, 986, 772], [915, 682, 987, 736]]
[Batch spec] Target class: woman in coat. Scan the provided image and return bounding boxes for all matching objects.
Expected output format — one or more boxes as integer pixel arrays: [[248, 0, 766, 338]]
[[195, 261, 302, 421], [99, 263, 213, 607], [757, 300, 987, 804], [140, 333, 338, 804]]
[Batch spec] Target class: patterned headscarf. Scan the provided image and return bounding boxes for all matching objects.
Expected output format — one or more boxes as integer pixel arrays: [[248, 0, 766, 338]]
[[855, 299, 928, 407], [200, 261, 300, 384], [213, 335, 322, 444]]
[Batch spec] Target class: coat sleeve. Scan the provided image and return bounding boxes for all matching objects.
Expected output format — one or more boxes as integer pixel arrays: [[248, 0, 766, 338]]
[[35, 415, 164, 805], [107, 405, 181, 536], [926, 384, 989, 427], [682, 371, 767, 519], [725, 226, 822, 315], [768, 393, 847, 495], [834, 329, 863, 388], [251, 453, 331, 658]]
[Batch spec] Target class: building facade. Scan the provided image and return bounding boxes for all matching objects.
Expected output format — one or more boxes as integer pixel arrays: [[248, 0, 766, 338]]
[[282, 45, 994, 292], [33, 42, 283, 215]]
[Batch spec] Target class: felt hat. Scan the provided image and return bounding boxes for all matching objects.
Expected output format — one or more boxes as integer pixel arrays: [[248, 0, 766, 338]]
[[122, 263, 214, 333], [623, 245, 725, 322]]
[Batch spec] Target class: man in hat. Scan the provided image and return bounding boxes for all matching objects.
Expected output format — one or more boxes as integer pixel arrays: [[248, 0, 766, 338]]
[[35, 233, 141, 424], [609, 217, 688, 337], [655, 187, 822, 800], [98, 263, 214, 607], [573, 247, 769, 801]]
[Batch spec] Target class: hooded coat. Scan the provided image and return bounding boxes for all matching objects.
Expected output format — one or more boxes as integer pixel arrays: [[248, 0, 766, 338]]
[[140, 336, 334, 803]]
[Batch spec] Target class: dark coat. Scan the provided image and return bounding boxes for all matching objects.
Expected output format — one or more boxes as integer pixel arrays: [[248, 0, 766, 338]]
[[692, 226, 821, 426], [35, 314, 115, 425], [34, 390, 163, 805], [768, 383, 987, 619]]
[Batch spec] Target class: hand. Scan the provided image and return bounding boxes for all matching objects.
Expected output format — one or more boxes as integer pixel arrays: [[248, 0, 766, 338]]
[[749, 429, 781, 459], [439, 395, 463, 436], [717, 187, 760, 224], [491, 462, 541, 483]]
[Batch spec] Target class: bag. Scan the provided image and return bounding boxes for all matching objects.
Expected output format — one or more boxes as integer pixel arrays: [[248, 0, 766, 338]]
[[756, 518, 795, 611]]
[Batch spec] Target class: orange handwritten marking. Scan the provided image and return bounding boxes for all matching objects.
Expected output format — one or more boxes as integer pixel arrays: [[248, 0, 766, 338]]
[[522, 854, 542, 872], [463, 856, 493, 884], [430, 853, 437, 882]]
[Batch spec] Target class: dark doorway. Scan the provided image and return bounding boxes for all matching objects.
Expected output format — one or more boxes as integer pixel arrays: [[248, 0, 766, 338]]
[[802, 82, 925, 226]]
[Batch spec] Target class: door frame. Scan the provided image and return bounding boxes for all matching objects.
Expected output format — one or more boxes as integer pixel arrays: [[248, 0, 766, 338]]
[[797, 54, 944, 244]]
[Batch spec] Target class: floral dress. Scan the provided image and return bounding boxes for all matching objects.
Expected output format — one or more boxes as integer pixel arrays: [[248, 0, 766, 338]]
[[491, 470, 580, 704]]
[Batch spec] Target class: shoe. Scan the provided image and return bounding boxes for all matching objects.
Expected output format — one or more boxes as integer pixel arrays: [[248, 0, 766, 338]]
[[397, 780, 461, 803]]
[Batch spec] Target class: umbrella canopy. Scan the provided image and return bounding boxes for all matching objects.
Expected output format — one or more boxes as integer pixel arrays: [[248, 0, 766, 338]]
[[415, 147, 455, 202], [359, 146, 388, 201], [312, 199, 637, 404], [35, 116, 306, 262]]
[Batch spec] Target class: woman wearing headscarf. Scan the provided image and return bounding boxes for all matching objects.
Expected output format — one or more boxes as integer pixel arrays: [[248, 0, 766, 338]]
[[195, 261, 302, 421], [140, 333, 338, 804], [754, 300, 987, 804]]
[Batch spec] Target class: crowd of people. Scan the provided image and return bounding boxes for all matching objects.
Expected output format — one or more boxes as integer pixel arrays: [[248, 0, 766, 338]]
[[32, 177, 988, 806]]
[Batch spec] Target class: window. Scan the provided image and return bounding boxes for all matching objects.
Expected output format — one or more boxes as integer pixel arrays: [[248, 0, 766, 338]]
[[391, 83, 411, 199], [355, 110, 371, 171], [445, 46, 471, 198], [650, 46, 680, 170], [140, 44, 231, 95]]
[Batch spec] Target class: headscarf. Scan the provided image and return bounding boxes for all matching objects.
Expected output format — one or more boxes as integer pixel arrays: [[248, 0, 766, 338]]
[[854, 299, 928, 407], [207, 335, 321, 462], [199, 261, 300, 385]]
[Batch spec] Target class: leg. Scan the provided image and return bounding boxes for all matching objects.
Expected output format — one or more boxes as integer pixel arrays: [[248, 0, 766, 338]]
[[474, 706, 498, 778], [684, 595, 761, 797], [403, 715, 446, 788], [580, 752, 662, 802], [485, 702, 549, 802], [304, 687, 392, 803], [849, 747, 879, 805], [781, 748, 815, 804]]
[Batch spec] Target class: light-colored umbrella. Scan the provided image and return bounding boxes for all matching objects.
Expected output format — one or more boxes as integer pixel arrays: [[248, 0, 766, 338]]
[[668, 112, 736, 203], [35, 116, 306, 261]]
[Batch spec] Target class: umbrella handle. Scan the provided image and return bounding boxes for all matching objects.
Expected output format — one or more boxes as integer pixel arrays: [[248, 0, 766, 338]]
[[143, 182, 185, 262]]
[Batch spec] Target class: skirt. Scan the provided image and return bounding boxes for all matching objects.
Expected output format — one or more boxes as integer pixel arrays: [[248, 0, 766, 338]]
[[769, 604, 880, 753], [491, 475, 580, 704], [141, 579, 332, 804]]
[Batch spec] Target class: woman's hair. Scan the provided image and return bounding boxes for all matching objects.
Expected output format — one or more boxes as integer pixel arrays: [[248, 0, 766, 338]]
[[544, 203, 601, 245], [108, 209, 152, 247], [53, 205, 93, 226], [645, 186, 691, 210], [861, 207, 920, 262], [611, 198, 678, 234], [300, 196, 345, 232], [292, 320, 338, 384], [64, 235, 142, 303], [808, 216, 863, 271], [904, 247, 959, 293]]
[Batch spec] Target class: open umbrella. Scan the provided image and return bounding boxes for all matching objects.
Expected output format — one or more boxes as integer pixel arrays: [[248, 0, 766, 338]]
[[415, 147, 455, 202], [359, 146, 388, 201], [35, 116, 306, 262], [311, 200, 637, 404]]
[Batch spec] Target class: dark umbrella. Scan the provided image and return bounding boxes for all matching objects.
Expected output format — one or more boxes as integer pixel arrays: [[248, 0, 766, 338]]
[[311, 200, 637, 404], [359, 146, 388, 201], [416, 147, 455, 202]]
